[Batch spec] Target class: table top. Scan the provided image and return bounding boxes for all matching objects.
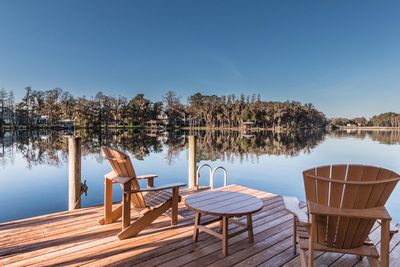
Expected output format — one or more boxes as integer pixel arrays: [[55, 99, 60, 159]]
[[185, 190, 263, 217]]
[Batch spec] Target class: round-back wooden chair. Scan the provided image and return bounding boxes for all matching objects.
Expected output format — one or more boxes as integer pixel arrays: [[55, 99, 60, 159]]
[[284, 164, 400, 267]]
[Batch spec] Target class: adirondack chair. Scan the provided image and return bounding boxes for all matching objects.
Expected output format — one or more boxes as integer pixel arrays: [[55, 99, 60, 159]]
[[284, 164, 400, 267], [99, 146, 186, 240]]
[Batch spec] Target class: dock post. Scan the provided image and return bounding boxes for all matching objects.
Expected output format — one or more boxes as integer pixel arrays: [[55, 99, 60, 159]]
[[68, 136, 82, 210], [188, 135, 197, 188]]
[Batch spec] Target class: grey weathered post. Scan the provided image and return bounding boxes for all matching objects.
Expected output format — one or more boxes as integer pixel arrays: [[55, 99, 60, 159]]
[[188, 135, 197, 188], [68, 136, 81, 210]]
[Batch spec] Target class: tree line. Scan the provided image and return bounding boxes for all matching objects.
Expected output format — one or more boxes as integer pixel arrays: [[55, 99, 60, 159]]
[[330, 112, 400, 128], [0, 87, 327, 130], [186, 93, 326, 129], [0, 87, 163, 129]]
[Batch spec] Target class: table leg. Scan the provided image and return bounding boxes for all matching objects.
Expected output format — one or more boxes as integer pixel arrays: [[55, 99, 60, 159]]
[[247, 214, 254, 243], [222, 216, 229, 256], [193, 212, 201, 242]]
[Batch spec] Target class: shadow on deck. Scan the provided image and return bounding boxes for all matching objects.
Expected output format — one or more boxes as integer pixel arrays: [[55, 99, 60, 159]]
[[1, 185, 400, 266]]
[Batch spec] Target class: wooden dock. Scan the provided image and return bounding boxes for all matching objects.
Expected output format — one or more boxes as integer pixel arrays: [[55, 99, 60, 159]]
[[1, 185, 400, 267]]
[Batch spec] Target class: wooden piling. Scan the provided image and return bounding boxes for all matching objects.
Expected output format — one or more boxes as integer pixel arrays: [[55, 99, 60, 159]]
[[68, 136, 81, 210], [188, 135, 197, 188]]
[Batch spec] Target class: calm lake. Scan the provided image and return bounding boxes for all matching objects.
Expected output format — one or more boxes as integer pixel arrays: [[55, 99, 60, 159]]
[[1, 129, 400, 223]]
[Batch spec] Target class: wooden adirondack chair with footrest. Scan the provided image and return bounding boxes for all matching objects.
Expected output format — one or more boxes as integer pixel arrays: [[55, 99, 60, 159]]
[[284, 164, 400, 267], [99, 146, 186, 239]]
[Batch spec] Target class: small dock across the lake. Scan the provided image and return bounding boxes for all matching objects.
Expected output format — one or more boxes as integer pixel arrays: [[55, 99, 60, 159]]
[[1, 185, 400, 267]]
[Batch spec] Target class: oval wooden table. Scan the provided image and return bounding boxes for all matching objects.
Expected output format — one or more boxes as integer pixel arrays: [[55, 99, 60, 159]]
[[185, 190, 263, 256]]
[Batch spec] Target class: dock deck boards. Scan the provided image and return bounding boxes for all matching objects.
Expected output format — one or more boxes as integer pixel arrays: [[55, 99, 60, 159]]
[[1, 185, 399, 267]]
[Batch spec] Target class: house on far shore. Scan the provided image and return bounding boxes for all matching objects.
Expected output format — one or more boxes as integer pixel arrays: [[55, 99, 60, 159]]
[[157, 112, 169, 125], [146, 120, 165, 129], [155, 111, 186, 128], [56, 119, 75, 129], [240, 121, 255, 131], [37, 115, 49, 124], [146, 120, 167, 137], [240, 121, 255, 137], [1, 108, 15, 124]]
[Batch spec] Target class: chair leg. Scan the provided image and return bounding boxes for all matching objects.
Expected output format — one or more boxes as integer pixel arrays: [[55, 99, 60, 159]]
[[381, 219, 390, 267], [171, 187, 179, 226], [122, 182, 131, 230], [98, 205, 122, 225], [103, 178, 113, 224], [308, 215, 315, 267], [293, 216, 297, 255], [118, 199, 172, 240], [299, 248, 307, 267]]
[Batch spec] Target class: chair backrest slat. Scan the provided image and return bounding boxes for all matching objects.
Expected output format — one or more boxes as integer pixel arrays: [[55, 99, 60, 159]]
[[354, 167, 395, 246], [335, 165, 364, 248], [304, 168, 317, 203], [102, 147, 146, 208], [326, 164, 347, 247], [315, 166, 330, 244], [347, 166, 380, 248], [303, 168, 318, 242], [303, 164, 399, 250]]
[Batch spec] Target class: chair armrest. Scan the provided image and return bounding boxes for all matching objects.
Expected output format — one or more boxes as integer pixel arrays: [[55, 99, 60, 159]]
[[283, 196, 309, 224], [104, 171, 116, 179], [307, 201, 392, 220], [127, 183, 187, 193], [104, 171, 135, 184], [390, 223, 399, 233], [377, 220, 399, 235], [390, 223, 398, 236], [137, 174, 158, 180]]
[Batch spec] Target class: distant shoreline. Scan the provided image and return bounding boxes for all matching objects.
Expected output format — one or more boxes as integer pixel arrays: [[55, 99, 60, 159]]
[[0, 125, 325, 132], [338, 126, 400, 130], [2, 125, 400, 132]]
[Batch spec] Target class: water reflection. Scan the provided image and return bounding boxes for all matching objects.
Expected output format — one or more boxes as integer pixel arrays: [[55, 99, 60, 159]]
[[3, 129, 400, 167], [0, 130, 67, 168], [0, 129, 328, 167], [2, 129, 400, 223], [331, 129, 400, 145], [187, 130, 326, 162]]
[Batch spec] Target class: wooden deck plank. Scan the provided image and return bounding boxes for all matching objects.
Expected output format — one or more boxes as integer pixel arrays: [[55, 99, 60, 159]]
[[92, 195, 282, 267], [47, 187, 262, 264], [1, 185, 252, 266], [0, 185, 398, 267], [0, 186, 240, 249], [130, 201, 284, 267], [158, 213, 292, 267], [1, 205, 197, 265], [72, 189, 275, 266]]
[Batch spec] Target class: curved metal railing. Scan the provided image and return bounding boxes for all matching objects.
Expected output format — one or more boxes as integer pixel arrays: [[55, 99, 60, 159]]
[[196, 164, 228, 189], [196, 163, 213, 189], [210, 166, 228, 189]]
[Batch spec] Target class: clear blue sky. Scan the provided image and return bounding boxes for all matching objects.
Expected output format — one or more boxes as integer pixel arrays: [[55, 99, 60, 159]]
[[0, 0, 399, 118]]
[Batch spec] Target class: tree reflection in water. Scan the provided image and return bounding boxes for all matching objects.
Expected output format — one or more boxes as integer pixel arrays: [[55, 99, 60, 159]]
[[331, 129, 400, 145], [186, 130, 326, 163], [3, 128, 399, 168]]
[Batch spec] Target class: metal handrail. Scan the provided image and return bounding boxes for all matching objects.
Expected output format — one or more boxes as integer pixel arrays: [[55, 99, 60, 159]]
[[196, 163, 213, 189], [210, 166, 228, 189]]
